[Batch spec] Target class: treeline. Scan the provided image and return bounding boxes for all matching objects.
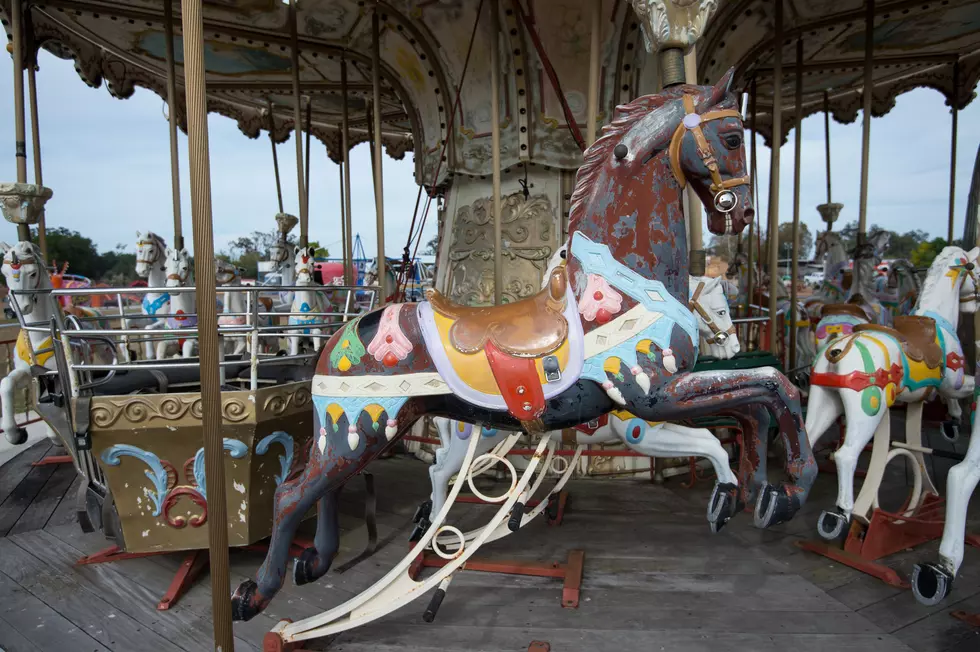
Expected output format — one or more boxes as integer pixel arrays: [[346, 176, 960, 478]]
[[30, 227, 138, 285]]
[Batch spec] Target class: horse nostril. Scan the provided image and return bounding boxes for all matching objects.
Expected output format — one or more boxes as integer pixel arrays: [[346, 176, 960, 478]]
[[743, 208, 755, 220]]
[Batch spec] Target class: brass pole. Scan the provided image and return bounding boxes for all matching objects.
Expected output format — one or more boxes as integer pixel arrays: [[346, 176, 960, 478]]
[[767, 0, 783, 353], [178, 0, 234, 649], [789, 38, 803, 369], [11, 0, 30, 242], [948, 60, 959, 243], [304, 97, 312, 221], [338, 162, 348, 282], [490, 0, 502, 305], [266, 97, 284, 214], [26, 53, 45, 257], [371, 10, 387, 303], [289, 0, 308, 248], [746, 77, 757, 319], [823, 90, 832, 204], [341, 56, 354, 287], [684, 47, 705, 276], [164, 0, 184, 250], [856, 0, 874, 293], [585, 0, 601, 148]]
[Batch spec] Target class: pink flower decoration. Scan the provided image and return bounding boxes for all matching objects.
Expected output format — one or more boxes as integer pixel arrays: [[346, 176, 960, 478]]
[[578, 274, 623, 322], [367, 304, 413, 363]]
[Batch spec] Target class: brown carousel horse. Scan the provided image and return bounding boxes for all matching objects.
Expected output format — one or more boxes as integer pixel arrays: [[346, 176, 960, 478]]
[[232, 69, 818, 621]]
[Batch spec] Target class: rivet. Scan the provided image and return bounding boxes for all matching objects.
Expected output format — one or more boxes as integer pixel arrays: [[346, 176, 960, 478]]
[[517, 386, 526, 394], [523, 402, 533, 411]]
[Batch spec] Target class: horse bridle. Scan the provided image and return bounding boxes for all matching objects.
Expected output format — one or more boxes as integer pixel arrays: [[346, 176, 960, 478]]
[[668, 94, 750, 220], [689, 281, 736, 345], [3, 247, 42, 311], [137, 238, 162, 267]]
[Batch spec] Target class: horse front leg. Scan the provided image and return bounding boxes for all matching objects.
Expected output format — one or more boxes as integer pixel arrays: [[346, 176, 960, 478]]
[[1, 367, 30, 444], [292, 489, 340, 587]]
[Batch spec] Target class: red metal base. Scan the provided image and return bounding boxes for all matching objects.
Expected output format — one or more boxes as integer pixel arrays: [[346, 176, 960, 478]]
[[32, 454, 73, 467], [966, 533, 980, 550], [408, 548, 584, 608], [453, 489, 569, 526], [796, 494, 946, 589], [528, 643, 551, 652], [952, 610, 980, 627]]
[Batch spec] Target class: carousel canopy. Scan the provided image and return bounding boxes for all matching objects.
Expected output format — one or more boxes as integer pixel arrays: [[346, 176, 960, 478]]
[[4, 0, 978, 181]]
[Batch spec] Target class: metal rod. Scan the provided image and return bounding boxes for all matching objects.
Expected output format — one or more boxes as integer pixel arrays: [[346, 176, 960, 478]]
[[371, 10, 387, 303], [857, 0, 874, 238], [789, 38, 804, 368], [26, 49, 45, 258], [490, 0, 502, 305], [948, 60, 959, 243], [684, 46, 705, 277], [178, 0, 234, 647], [767, 0, 783, 353], [289, 0, 308, 247], [341, 56, 354, 287], [266, 97, 284, 214], [11, 0, 30, 242], [823, 90, 832, 204], [338, 160, 348, 281], [304, 96, 312, 221], [164, 0, 184, 250], [586, 0, 601, 148], [746, 77, 757, 319]]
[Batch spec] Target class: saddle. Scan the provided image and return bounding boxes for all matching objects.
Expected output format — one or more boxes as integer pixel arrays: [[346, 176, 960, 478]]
[[821, 302, 874, 323], [854, 315, 943, 369], [426, 265, 569, 358]]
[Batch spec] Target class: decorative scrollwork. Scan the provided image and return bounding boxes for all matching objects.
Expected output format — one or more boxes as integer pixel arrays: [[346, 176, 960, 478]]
[[262, 386, 313, 417], [222, 398, 250, 422], [91, 395, 250, 427], [162, 487, 208, 529]]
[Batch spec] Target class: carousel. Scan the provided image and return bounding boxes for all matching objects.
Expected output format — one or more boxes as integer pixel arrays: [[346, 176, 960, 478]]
[[1, 1, 980, 651]]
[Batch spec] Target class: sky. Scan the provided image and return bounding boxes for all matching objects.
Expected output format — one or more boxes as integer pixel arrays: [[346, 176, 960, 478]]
[[0, 50, 978, 260]]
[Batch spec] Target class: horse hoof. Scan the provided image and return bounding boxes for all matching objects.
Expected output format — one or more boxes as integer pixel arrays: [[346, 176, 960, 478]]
[[413, 499, 432, 524], [707, 482, 739, 533], [293, 547, 324, 587], [941, 421, 960, 443], [409, 518, 431, 543], [753, 485, 798, 529], [816, 509, 849, 542], [5, 427, 27, 446], [911, 563, 954, 607], [231, 579, 262, 622]]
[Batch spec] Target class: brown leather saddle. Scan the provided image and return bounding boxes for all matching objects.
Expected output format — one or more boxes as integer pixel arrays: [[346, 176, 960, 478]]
[[821, 302, 872, 322], [854, 315, 943, 369], [426, 265, 569, 358]]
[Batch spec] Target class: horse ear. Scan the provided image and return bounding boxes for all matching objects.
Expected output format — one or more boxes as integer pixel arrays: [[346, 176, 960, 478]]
[[0, 241, 10, 254], [180, 248, 188, 258], [709, 67, 735, 106], [704, 276, 722, 292]]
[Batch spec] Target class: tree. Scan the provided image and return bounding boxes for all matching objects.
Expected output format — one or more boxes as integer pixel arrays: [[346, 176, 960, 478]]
[[911, 238, 948, 269], [836, 220, 932, 260], [706, 233, 740, 262], [423, 234, 439, 256], [32, 227, 103, 278], [307, 241, 330, 258], [776, 222, 813, 261]]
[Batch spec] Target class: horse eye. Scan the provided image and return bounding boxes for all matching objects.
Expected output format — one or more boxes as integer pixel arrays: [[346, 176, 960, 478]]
[[722, 134, 742, 150], [717, 310, 726, 316]]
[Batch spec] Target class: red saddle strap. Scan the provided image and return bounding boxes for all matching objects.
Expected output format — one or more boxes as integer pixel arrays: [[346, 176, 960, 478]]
[[484, 340, 546, 421]]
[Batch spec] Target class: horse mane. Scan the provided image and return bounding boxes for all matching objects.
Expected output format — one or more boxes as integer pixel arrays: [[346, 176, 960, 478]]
[[568, 90, 688, 230], [917, 246, 967, 307]]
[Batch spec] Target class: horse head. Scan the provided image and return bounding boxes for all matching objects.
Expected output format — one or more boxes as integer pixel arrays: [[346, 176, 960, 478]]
[[1, 240, 48, 316], [690, 275, 739, 359], [215, 258, 243, 286], [164, 247, 192, 288], [295, 246, 317, 286], [136, 231, 167, 278]]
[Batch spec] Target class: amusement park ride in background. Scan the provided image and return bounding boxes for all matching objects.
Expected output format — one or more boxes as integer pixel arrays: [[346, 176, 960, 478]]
[[1, 0, 980, 649]]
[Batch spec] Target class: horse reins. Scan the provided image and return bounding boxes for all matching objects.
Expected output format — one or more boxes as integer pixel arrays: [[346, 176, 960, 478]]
[[689, 281, 735, 345]]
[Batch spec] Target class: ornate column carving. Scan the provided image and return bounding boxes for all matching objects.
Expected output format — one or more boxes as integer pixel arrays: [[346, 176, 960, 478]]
[[629, 0, 718, 85]]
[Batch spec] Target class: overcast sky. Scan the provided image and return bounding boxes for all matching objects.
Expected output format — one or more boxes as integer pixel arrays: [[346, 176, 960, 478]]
[[0, 50, 977, 260]]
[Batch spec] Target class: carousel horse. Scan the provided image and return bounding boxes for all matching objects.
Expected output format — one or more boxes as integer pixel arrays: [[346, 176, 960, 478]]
[[423, 271, 743, 533], [875, 259, 920, 320], [156, 247, 197, 360], [268, 238, 297, 311], [0, 241, 111, 444], [911, 364, 980, 606], [723, 249, 758, 313], [803, 230, 850, 322], [806, 245, 978, 540], [134, 231, 171, 360], [217, 259, 249, 356], [232, 70, 817, 622], [286, 246, 326, 356], [765, 276, 815, 371]]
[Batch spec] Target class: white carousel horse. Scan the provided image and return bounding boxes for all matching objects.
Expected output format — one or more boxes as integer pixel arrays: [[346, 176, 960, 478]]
[[217, 259, 248, 356], [286, 246, 326, 356], [911, 361, 980, 606], [156, 247, 197, 360], [267, 239, 297, 311], [875, 259, 920, 320], [134, 231, 171, 360], [424, 268, 743, 533], [806, 246, 978, 540], [0, 241, 110, 444], [803, 231, 850, 322]]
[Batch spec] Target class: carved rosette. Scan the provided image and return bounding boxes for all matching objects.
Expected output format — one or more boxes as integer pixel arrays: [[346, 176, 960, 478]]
[[0, 184, 52, 225], [629, 0, 719, 53]]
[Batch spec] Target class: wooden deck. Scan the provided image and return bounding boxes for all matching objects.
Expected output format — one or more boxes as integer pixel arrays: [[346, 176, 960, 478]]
[[1, 428, 979, 652]]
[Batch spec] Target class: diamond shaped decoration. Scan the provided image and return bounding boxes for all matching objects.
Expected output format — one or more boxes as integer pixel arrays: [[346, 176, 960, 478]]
[[0, 183, 52, 225], [646, 290, 663, 302], [364, 382, 384, 392], [339, 382, 351, 393], [596, 335, 608, 346], [425, 379, 445, 388], [620, 319, 638, 332], [399, 380, 412, 392]]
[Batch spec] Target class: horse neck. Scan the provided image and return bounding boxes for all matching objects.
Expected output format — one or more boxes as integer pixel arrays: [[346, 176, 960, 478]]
[[292, 279, 319, 307], [914, 275, 961, 327], [567, 154, 688, 304], [146, 263, 169, 293], [169, 280, 195, 310], [24, 274, 56, 346]]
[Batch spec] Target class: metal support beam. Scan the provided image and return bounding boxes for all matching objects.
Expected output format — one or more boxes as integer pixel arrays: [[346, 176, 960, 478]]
[[586, 0, 601, 148], [824, 91, 832, 205], [767, 0, 783, 354], [685, 47, 705, 277], [289, 0, 308, 247], [11, 0, 29, 242], [341, 56, 354, 287], [178, 0, 234, 648], [371, 10, 387, 303], [746, 77, 757, 319], [164, 0, 184, 250], [948, 60, 959, 243], [857, 0, 875, 238], [26, 50, 45, 257], [789, 39, 804, 369], [491, 0, 503, 305]]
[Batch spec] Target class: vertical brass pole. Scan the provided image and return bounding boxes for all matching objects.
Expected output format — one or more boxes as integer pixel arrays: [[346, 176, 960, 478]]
[[178, 0, 234, 649], [26, 55, 45, 257], [490, 0, 502, 305], [164, 0, 184, 250], [266, 97, 284, 214], [746, 77, 757, 319], [684, 47, 705, 276], [10, 0, 29, 241], [585, 0, 601, 148], [767, 0, 783, 353], [948, 61, 959, 243], [289, 0, 308, 247], [856, 0, 874, 293], [304, 98, 312, 221], [823, 90, 832, 204], [788, 39, 803, 369], [371, 10, 387, 303], [341, 56, 354, 287], [338, 162, 348, 282]]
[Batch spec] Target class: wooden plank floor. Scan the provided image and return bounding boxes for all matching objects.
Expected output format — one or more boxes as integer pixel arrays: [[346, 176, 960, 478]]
[[0, 424, 979, 652]]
